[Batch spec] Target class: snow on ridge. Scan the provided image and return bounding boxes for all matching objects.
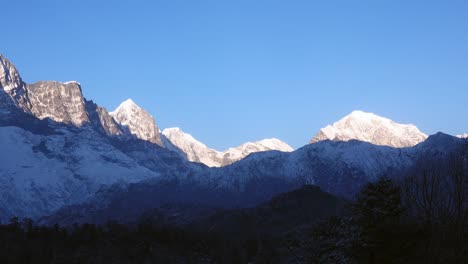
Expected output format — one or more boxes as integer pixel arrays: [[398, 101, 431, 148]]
[[161, 127, 293, 167], [110, 99, 139, 115], [310, 110, 428, 148], [63, 81, 81, 86], [256, 138, 294, 151]]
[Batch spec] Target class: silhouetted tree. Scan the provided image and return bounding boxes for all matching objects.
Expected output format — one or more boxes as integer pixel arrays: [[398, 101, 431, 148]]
[[350, 176, 404, 264]]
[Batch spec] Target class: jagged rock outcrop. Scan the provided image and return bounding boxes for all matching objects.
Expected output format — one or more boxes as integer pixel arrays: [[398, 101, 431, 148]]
[[27, 81, 89, 126], [0, 54, 31, 113], [1, 54, 90, 126], [310, 110, 428, 148], [110, 99, 162, 146], [162, 127, 294, 167], [0, 55, 22, 93]]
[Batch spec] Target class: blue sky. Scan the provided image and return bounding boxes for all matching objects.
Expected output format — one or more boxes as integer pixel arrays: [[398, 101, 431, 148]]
[[2, 0, 467, 149]]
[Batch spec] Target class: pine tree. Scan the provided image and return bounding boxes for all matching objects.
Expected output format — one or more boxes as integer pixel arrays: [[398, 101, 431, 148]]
[[351, 177, 404, 264]]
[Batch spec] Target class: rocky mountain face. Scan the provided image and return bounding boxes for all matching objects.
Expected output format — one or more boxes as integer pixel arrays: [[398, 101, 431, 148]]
[[0, 55, 31, 114], [85, 100, 123, 136], [0, 55, 23, 93], [0, 54, 195, 221], [110, 99, 162, 146], [0, 55, 162, 141], [162, 127, 294, 167], [27, 81, 89, 126], [1, 55, 89, 127], [310, 110, 428, 148]]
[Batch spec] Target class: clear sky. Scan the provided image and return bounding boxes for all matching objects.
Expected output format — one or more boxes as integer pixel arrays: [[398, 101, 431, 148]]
[[2, 0, 467, 149]]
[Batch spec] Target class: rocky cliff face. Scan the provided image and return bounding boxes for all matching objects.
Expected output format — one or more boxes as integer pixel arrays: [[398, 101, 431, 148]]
[[26, 81, 89, 126], [310, 110, 428, 148], [0, 55, 90, 127], [0, 55, 31, 113], [0, 55, 24, 94], [0, 54, 164, 144], [85, 100, 124, 137]]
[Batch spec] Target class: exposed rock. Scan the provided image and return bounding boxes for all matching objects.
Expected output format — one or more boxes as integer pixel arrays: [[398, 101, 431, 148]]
[[26, 81, 89, 126], [86, 100, 123, 136], [0, 54, 23, 93], [0, 54, 31, 112]]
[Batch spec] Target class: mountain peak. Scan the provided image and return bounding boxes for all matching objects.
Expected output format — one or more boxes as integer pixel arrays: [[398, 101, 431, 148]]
[[348, 110, 382, 120], [115, 98, 140, 111], [122, 98, 137, 106], [421, 132, 461, 148], [310, 110, 428, 148], [110, 99, 162, 145], [162, 127, 204, 147], [164, 127, 181, 132], [254, 138, 294, 152], [0, 54, 23, 92]]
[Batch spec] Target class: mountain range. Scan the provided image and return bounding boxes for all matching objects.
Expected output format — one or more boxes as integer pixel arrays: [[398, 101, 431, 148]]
[[0, 54, 466, 224], [162, 127, 293, 167]]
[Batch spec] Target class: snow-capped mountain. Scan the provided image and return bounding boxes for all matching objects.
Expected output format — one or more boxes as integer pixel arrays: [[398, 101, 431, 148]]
[[161, 127, 222, 167], [42, 132, 468, 225], [0, 54, 196, 221], [310, 110, 428, 148], [110, 99, 162, 146], [1, 53, 466, 226], [161, 127, 294, 167], [457, 133, 468, 139]]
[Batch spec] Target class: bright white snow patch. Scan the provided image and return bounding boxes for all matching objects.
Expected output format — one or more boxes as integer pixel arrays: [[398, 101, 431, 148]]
[[63, 81, 81, 86]]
